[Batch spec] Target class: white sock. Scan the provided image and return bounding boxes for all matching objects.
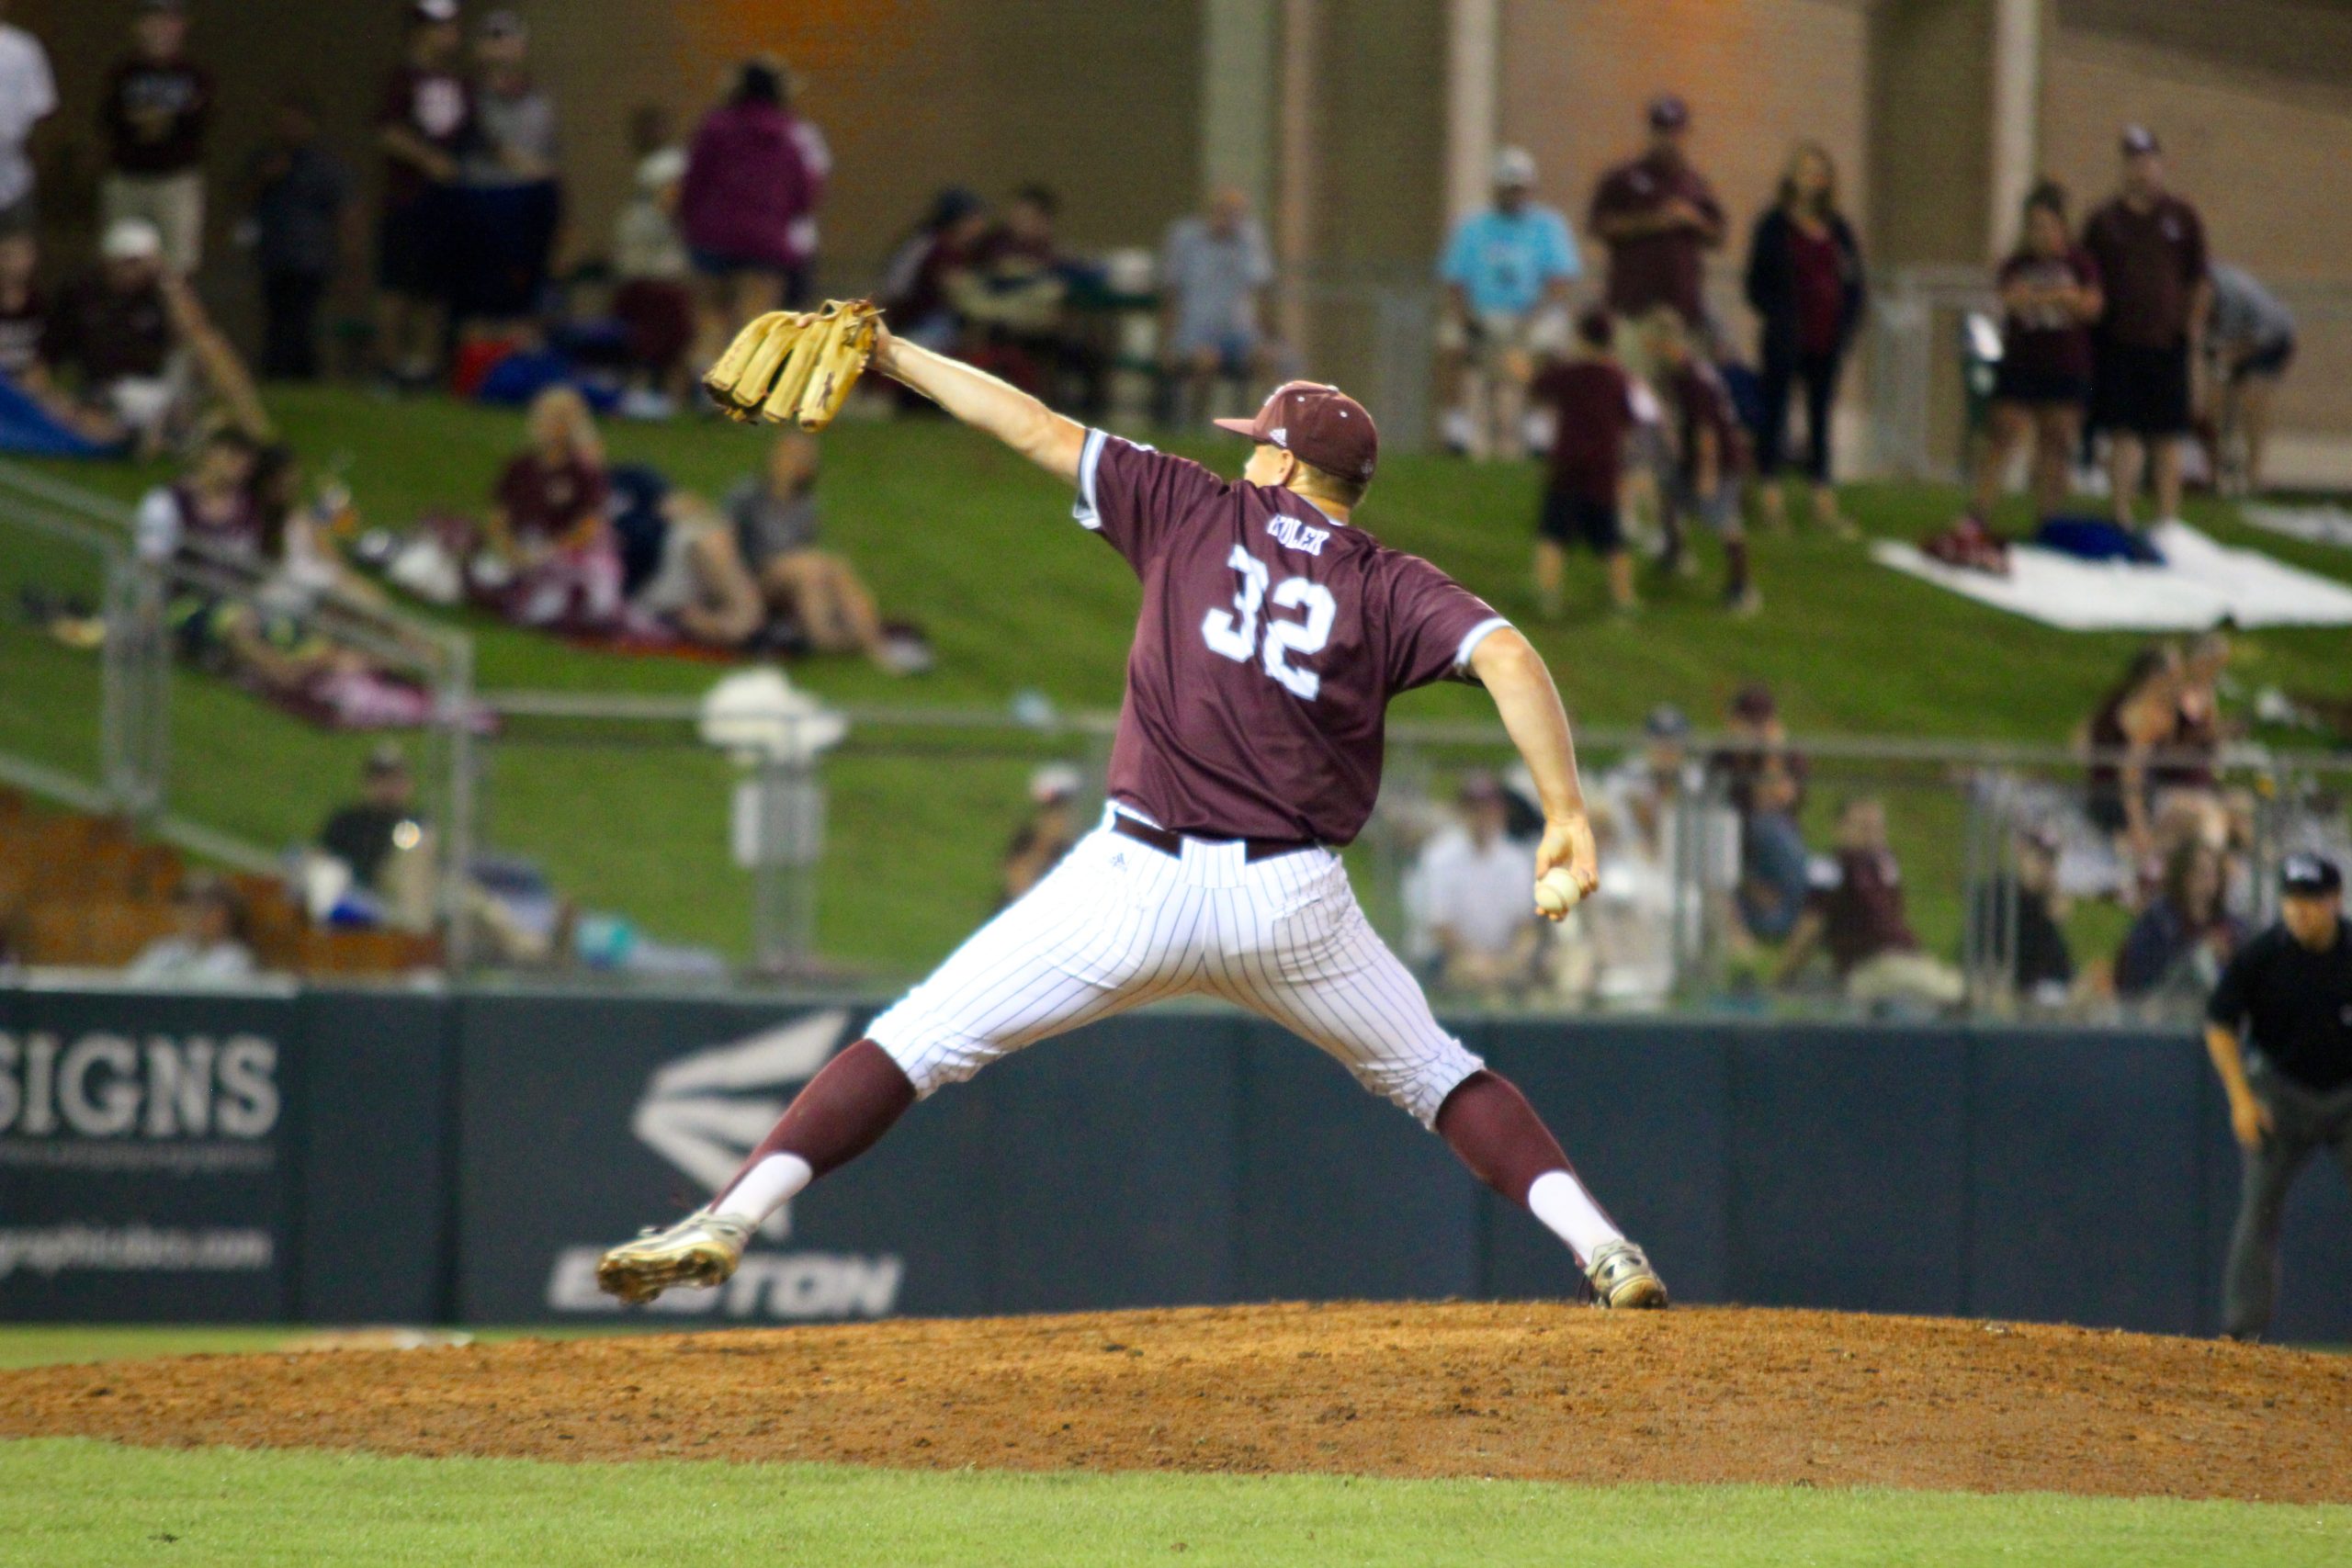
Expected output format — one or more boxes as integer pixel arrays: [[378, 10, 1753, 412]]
[[709, 1152, 812, 1227], [1528, 1168, 1623, 1267]]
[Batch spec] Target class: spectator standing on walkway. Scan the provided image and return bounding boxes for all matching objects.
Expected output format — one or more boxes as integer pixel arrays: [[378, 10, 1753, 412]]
[[0, 2, 54, 237], [1742, 141, 1863, 536], [1159, 186, 1275, 426], [612, 107, 694, 419], [2208, 854, 2352, 1340], [373, 0, 473, 388], [1968, 181, 2102, 529], [2203, 263, 2296, 497], [125, 873, 255, 986], [457, 8, 560, 338], [1438, 146, 1578, 459], [1589, 94, 1724, 336], [2083, 126, 2209, 531], [679, 57, 830, 368], [245, 93, 348, 380], [97, 0, 212, 277]]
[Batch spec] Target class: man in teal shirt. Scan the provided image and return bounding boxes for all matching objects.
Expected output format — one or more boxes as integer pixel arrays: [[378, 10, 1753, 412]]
[[1439, 145, 1581, 458]]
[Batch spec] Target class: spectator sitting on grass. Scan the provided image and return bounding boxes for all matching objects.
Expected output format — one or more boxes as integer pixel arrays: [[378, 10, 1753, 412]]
[[0, 231, 127, 446], [1416, 772, 1544, 1002], [45, 216, 269, 458], [133, 424, 262, 564], [875, 186, 989, 354], [2117, 838, 2243, 1005], [726, 432, 926, 674], [125, 872, 255, 986], [1001, 763, 1083, 906], [484, 385, 622, 629], [606, 465, 765, 649], [1774, 795, 1964, 1011]]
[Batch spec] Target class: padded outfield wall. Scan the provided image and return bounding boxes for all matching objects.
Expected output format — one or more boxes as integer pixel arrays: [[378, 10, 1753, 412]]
[[1, 985, 2346, 1341]]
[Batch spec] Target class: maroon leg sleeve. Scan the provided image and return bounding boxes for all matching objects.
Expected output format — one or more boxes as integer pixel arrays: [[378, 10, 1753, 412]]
[[1434, 1068, 1575, 1209], [714, 1039, 915, 1201]]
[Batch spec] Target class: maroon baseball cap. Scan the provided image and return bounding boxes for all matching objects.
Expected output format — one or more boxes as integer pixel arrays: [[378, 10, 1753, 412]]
[[1214, 380, 1379, 484]]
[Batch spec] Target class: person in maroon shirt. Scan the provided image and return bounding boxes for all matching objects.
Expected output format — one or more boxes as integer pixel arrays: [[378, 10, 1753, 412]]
[[678, 57, 831, 367], [96, 0, 212, 276], [1773, 796, 1963, 1010], [1588, 94, 1726, 330], [1969, 181, 2104, 529], [372, 0, 472, 388], [483, 386, 621, 629], [2083, 126, 2210, 530], [1528, 305, 1644, 615], [1741, 143, 1865, 536], [1646, 308, 1758, 613], [595, 321, 1670, 1314]]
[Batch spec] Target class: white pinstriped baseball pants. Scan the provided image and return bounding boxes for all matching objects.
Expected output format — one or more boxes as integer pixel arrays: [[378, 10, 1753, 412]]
[[868, 810, 1486, 1126]]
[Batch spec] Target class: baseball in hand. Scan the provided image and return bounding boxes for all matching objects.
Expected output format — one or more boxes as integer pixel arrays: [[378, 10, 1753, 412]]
[[1533, 866, 1585, 918]]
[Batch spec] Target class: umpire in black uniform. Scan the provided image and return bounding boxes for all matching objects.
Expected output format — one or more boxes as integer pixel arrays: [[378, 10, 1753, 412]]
[[2206, 853, 2352, 1339]]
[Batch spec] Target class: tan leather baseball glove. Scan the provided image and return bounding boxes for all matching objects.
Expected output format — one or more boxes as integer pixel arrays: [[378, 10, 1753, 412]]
[[702, 299, 882, 431]]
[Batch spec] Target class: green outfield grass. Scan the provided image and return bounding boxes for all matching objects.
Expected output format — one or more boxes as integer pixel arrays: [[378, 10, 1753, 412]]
[[6, 387, 2350, 975], [5, 1438, 2346, 1567]]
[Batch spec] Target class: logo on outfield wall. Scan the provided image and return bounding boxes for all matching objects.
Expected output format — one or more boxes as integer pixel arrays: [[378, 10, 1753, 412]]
[[630, 1010, 851, 1240], [543, 1011, 905, 1322], [0, 1032, 281, 1174]]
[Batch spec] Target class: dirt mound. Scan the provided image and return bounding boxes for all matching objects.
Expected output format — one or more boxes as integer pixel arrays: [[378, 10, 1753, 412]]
[[5, 1303, 2346, 1501]]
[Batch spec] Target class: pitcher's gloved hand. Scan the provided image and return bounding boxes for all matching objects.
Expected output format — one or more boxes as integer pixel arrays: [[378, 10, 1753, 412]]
[[702, 299, 882, 431]]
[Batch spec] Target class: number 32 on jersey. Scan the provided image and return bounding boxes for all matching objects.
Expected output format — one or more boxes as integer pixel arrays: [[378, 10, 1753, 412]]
[[1201, 544, 1337, 701]]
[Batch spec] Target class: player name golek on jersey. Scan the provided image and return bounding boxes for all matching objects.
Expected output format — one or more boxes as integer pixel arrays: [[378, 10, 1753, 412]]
[[1074, 429, 1509, 846]]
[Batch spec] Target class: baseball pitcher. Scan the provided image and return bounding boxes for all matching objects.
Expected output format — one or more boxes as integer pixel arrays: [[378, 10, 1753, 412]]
[[599, 308, 1667, 1310]]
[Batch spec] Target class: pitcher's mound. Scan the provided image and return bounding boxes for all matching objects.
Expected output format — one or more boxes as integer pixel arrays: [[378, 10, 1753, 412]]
[[4, 1303, 2345, 1501]]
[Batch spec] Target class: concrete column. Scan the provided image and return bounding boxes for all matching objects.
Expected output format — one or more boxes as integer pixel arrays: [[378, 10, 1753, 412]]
[[1443, 0, 1500, 224], [1985, 0, 2043, 259], [1201, 0, 1278, 219], [1275, 0, 1320, 353]]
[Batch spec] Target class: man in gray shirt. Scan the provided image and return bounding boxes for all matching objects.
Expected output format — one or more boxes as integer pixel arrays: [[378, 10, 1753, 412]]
[[2204, 263, 2295, 496], [1159, 186, 1275, 425]]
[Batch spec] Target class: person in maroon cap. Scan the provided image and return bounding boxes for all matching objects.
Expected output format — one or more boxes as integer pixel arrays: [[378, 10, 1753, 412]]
[[2083, 126, 2210, 530], [595, 321, 1672, 1314], [1589, 94, 1725, 332]]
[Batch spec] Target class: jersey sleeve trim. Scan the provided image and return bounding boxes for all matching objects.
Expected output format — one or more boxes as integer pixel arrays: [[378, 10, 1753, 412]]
[[1453, 615, 1513, 672], [1072, 427, 1110, 532]]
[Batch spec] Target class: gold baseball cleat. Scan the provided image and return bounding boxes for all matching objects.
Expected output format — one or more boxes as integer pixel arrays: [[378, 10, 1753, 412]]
[[594, 1209, 755, 1304], [1585, 1239, 1669, 1309]]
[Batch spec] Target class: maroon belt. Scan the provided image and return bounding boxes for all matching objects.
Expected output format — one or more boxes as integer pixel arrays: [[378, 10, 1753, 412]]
[[1112, 815, 1320, 863]]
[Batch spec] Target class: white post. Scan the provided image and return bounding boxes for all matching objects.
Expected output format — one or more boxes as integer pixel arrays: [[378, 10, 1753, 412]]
[[1444, 0, 1500, 225], [1986, 0, 2043, 261]]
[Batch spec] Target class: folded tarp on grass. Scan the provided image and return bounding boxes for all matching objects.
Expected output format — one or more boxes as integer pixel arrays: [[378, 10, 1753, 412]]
[[1870, 520, 2352, 630]]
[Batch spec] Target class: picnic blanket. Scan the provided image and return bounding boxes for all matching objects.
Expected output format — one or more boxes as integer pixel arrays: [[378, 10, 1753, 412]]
[[1871, 520, 2352, 631], [2238, 501, 2352, 551]]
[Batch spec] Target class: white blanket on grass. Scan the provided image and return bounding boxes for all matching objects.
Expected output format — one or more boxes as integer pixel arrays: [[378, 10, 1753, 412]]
[[1870, 521, 2352, 631], [2239, 502, 2352, 551]]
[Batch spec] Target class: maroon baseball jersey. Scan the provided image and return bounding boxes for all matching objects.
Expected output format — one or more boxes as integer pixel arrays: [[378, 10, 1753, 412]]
[[1077, 431, 1509, 846], [495, 452, 608, 549], [1589, 152, 1724, 321], [1807, 847, 1920, 976], [1531, 358, 1638, 503], [2082, 194, 2207, 349]]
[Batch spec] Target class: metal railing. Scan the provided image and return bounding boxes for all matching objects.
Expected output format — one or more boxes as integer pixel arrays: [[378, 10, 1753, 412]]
[[0, 461, 479, 947]]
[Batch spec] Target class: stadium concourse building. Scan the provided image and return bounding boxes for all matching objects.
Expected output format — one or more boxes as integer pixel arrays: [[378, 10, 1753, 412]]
[[20, 0, 2352, 474]]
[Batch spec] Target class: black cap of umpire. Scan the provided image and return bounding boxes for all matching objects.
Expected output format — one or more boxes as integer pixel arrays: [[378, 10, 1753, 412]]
[[2281, 853, 2343, 897]]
